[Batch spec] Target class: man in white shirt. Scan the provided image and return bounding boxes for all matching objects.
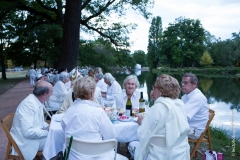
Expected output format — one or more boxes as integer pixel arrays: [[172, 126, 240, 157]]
[[181, 73, 209, 139], [95, 73, 107, 93], [10, 81, 53, 159]]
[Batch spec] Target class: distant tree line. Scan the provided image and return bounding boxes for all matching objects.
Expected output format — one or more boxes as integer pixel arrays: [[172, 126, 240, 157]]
[[1, 0, 240, 80], [147, 16, 240, 69]]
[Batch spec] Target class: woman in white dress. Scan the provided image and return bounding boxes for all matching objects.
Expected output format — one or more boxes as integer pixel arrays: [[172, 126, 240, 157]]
[[61, 76, 115, 160], [128, 74, 190, 160]]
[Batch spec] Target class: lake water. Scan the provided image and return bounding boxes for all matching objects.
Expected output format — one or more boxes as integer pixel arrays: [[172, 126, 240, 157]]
[[113, 71, 240, 138]]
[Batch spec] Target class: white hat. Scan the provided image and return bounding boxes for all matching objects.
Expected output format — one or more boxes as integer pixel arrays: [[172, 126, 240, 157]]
[[36, 74, 43, 81]]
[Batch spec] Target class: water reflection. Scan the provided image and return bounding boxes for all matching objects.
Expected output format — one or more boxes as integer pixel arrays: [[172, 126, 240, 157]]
[[113, 71, 240, 137]]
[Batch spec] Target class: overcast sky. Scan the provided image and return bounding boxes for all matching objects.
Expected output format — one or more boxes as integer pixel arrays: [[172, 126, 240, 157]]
[[127, 0, 240, 53]]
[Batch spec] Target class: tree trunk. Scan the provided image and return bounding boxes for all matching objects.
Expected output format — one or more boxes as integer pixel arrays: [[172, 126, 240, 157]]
[[59, 0, 82, 71], [0, 44, 7, 80]]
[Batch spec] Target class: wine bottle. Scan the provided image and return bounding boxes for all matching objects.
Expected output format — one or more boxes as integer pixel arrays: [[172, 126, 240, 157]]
[[139, 92, 145, 113], [126, 98, 133, 116]]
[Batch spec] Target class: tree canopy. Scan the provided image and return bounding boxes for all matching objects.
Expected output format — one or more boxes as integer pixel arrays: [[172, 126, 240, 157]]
[[0, 0, 154, 71], [162, 17, 205, 68]]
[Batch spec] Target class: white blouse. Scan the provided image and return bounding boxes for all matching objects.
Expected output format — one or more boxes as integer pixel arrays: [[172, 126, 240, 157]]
[[106, 80, 122, 100], [61, 99, 115, 159]]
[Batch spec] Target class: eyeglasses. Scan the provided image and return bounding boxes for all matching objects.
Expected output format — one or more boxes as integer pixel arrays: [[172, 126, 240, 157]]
[[181, 81, 192, 85]]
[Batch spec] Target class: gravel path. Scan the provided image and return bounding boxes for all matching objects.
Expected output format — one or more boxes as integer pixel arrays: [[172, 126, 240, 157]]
[[0, 79, 131, 159]]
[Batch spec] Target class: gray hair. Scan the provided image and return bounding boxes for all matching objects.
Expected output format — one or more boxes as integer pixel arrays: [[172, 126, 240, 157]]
[[95, 73, 103, 79], [59, 71, 69, 82], [182, 73, 198, 85], [33, 86, 49, 96], [123, 75, 140, 89], [103, 73, 115, 84]]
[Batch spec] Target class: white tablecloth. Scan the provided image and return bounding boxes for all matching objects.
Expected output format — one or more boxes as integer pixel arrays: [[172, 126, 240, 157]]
[[43, 114, 139, 160]]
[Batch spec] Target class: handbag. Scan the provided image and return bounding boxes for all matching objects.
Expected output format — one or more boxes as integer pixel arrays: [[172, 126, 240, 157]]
[[202, 150, 224, 160], [63, 136, 73, 160]]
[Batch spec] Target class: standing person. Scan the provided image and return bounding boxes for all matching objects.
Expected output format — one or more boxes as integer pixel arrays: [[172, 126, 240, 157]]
[[181, 73, 209, 139], [61, 76, 115, 159], [27, 67, 37, 87], [10, 81, 52, 159], [102, 73, 122, 100], [116, 75, 140, 109], [95, 73, 108, 93], [128, 74, 190, 160]]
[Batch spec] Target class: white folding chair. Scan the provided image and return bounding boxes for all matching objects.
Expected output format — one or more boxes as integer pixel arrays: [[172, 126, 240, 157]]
[[66, 136, 128, 160], [149, 134, 187, 148], [149, 135, 166, 148], [43, 102, 59, 120]]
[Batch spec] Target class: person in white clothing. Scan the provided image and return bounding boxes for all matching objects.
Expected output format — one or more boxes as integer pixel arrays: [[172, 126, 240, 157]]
[[116, 75, 140, 110], [52, 68, 67, 85], [61, 76, 115, 160], [27, 67, 37, 87], [95, 73, 107, 93], [128, 74, 190, 160], [58, 77, 101, 114], [181, 73, 209, 139], [10, 81, 52, 159], [102, 73, 122, 100], [48, 71, 69, 110]]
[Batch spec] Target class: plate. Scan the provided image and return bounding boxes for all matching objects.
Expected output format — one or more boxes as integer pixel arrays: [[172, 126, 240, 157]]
[[118, 116, 132, 122], [55, 117, 62, 122]]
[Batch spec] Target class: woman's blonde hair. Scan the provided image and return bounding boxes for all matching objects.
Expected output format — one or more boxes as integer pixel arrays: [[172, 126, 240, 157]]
[[155, 74, 180, 99], [73, 76, 96, 100]]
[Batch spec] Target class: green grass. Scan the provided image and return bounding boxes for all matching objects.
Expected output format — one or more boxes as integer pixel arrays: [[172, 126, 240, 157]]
[[191, 127, 240, 160], [0, 71, 28, 95]]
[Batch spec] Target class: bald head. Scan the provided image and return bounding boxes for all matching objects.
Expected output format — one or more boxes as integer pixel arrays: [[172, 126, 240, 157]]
[[33, 81, 53, 102]]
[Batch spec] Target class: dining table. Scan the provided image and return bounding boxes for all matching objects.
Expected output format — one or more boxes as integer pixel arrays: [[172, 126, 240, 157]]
[[43, 113, 139, 160]]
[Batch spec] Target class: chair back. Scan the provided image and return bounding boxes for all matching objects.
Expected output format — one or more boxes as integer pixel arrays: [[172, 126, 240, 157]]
[[1, 113, 24, 158], [149, 135, 166, 148], [189, 109, 215, 159], [149, 133, 187, 148], [43, 102, 52, 119], [66, 136, 117, 159]]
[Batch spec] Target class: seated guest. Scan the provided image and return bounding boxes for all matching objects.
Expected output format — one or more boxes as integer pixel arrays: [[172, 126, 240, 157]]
[[61, 76, 115, 159], [116, 75, 140, 110], [58, 77, 101, 114], [181, 73, 209, 139], [128, 74, 190, 160], [10, 81, 52, 159], [102, 73, 122, 100], [48, 71, 69, 110], [88, 68, 95, 78], [36, 73, 46, 83], [52, 67, 67, 85], [95, 73, 108, 93], [58, 91, 75, 114]]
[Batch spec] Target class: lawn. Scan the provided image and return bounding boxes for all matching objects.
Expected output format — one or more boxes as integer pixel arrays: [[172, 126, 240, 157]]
[[0, 71, 28, 95]]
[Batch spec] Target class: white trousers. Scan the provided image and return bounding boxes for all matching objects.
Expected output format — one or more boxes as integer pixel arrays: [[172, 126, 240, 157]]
[[30, 76, 35, 87]]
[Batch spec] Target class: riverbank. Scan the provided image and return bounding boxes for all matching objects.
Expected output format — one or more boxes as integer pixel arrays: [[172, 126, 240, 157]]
[[153, 67, 240, 76]]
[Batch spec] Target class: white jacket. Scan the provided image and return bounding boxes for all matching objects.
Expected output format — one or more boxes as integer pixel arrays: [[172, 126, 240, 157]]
[[10, 94, 48, 160], [134, 97, 190, 160]]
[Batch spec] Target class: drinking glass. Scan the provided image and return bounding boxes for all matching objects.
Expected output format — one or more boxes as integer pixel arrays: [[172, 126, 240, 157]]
[[132, 108, 139, 117]]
